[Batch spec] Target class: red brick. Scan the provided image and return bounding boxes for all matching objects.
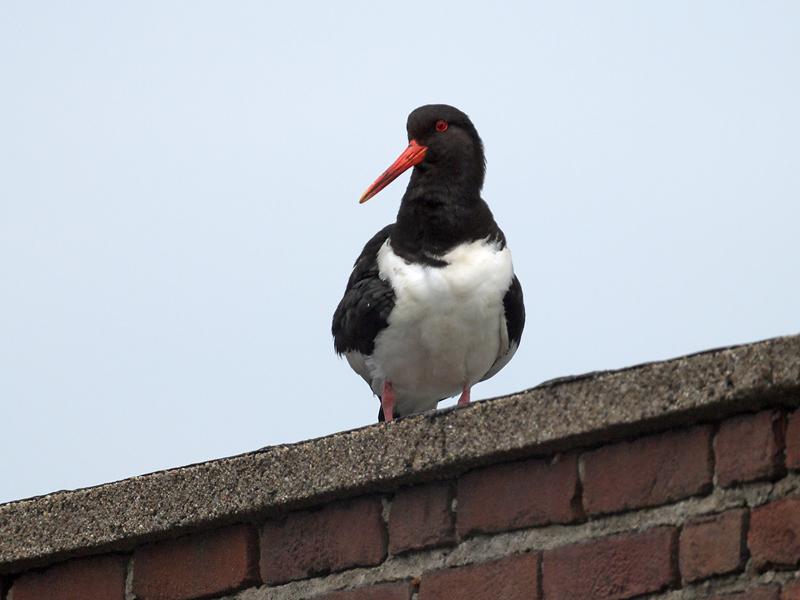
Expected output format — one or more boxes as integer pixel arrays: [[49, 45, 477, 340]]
[[581, 426, 712, 516], [457, 453, 581, 537], [418, 553, 540, 600], [787, 410, 800, 470], [133, 524, 259, 600], [542, 526, 678, 599], [260, 496, 387, 585], [314, 581, 413, 600], [680, 508, 747, 582], [710, 585, 780, 600], [748, 496, 800, 570], [715, 410, 786, 487], [783, 580, 800, 600], [389, 481, 455, 554], [10, 554, 126, 600]]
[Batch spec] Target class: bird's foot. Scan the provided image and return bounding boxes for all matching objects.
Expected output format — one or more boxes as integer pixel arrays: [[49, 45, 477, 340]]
[[381, 380, 396, 422], [457, 386, 471, 407]]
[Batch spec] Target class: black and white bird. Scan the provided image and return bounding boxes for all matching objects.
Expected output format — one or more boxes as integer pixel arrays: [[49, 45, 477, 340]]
[[332, 104, 524, 422]]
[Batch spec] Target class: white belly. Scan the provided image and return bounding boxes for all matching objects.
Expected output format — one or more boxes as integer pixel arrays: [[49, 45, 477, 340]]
[[368, 237, 514, 416]]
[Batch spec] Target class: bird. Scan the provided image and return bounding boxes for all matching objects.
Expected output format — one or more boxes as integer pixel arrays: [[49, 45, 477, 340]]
[[332, 104, 524, 422]]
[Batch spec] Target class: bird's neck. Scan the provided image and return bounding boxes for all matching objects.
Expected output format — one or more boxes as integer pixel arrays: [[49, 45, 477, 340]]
[[390, 177, 503, 266]]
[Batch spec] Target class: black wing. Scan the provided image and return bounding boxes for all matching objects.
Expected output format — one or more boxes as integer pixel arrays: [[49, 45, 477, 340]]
[[503, 275, 525, 348], [332, 225, 396, 356], [480, 274, 525, 382]]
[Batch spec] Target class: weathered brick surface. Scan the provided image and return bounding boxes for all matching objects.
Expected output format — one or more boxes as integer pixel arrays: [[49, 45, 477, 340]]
[[389, 481, 454, 554], [749, 496, 800, 570], [542, 526, 678, 599], [709, 585, 780, 600], [260, 495, 387, 585], [787, 410, 800, 470], [10, 554, 126, 600], [457, 453, 581, 537], [133, 524, 259, 600], [680, 508, 747, 582], [314, 581, 413, 600], [715, 410, 786, 487], [418, 553, 540, 600], [783, 580, 800, 600], [581, 426, 712, 515]]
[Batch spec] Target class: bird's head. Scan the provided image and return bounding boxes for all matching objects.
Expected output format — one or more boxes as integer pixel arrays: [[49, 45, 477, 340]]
[[359, 104, 485, 204]]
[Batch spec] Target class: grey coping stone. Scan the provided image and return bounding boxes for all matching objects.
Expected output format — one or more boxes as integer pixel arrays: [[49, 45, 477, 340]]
[[1, 334, 799, 574]]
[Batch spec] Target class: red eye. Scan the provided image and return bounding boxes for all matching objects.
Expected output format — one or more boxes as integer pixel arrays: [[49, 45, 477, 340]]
[[435, 119, 448, 132]]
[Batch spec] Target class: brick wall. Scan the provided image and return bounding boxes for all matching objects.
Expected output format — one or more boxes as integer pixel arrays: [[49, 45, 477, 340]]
[[1, 335, 799, 600]]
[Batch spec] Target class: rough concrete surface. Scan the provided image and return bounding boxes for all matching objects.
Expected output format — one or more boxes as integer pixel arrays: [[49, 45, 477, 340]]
[[1, 334, 799, 573]]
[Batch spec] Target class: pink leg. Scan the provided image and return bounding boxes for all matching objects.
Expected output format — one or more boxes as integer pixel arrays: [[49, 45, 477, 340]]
[[381, 380, 395, 422], [457, 385, 471, 407]]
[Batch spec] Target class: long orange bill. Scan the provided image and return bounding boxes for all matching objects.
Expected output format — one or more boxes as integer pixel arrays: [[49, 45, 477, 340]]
[[359, 139, 428, 203]]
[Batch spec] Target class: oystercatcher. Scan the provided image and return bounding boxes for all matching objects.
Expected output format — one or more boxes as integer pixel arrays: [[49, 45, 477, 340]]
[[332, 104, 525, 422]]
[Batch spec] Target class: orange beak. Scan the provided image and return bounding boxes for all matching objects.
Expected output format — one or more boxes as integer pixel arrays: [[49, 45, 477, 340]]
[[359, 139, 428, 203]]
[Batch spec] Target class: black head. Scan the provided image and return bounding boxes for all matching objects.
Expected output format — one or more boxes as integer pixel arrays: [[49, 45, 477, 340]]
[[405, 104, 485, 190], [359, 104, 486, 203]]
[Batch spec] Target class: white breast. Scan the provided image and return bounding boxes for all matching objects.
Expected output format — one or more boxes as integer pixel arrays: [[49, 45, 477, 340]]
[[367, 237, 514, 416]]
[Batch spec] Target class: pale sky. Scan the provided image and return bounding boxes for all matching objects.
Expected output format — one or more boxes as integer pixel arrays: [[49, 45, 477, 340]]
[[1, 1, 798, 504]]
